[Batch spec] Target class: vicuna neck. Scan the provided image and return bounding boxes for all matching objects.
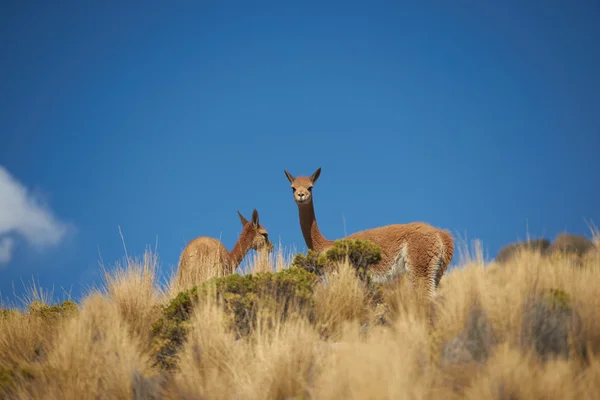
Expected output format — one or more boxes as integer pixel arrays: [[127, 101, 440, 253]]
[[298, 201, 332, 252], [228, 228, 254, 273]]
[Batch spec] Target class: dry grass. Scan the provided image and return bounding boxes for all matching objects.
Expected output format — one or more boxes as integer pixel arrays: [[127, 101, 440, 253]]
[[313, 261, 372, 339], [100, 250, 161, 349], [240, 242, 297, 275], [1, 235, 599, 399]]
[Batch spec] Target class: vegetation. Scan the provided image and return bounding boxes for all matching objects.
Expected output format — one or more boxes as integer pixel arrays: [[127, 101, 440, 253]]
[[0, 299, 79, 398], [0, 234, 598, 399], [26, 300, 78, 321], [291, 238, 382, 280], [495, 237, 551, 263], [495, 232, 596, 264], [151, 265, 318, 370]]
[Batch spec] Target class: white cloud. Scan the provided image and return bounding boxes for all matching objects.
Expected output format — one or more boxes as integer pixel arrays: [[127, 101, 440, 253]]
[[0, 237, 15, 264], [0, 166, 69, 267]]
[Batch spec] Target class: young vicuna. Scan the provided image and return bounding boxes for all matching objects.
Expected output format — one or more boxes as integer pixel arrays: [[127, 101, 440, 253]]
[[283, 167, 454, 301], [176, 209, 274, 289]]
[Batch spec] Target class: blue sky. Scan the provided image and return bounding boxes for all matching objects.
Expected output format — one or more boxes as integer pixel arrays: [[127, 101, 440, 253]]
[[1, 1, 599, 305]]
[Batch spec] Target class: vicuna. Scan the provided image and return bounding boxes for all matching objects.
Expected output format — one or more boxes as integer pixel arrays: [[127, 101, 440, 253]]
[[176, 209, 273, 288], [284, 167, 454, 301]]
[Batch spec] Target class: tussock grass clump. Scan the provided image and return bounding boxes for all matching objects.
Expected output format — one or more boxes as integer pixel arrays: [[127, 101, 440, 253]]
[[24, 294, 158, 399], [0, 299, 78, 357], [101, 249, 160, 351], [313, 261, 371, 339], [0, 299, 79, 398], [0, 365, 35, 398]]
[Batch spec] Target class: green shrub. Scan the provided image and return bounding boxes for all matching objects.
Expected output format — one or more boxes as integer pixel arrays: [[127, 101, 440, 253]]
[[292, 239, 382, 282], [152, 241, 383, 370], [324, 239, 382, 281], [27, 300, 78, 322], [0, 308, 19, 320], [543, 288, 571, 310], [291, 250, 328, 276], [151, 266, 319, 370]]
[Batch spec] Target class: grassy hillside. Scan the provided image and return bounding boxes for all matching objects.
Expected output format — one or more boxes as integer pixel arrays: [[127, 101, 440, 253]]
[[1, 236, 599, 400]]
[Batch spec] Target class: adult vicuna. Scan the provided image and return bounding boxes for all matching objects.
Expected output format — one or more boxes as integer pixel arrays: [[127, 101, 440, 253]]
[[176, 209, 274, 288], [284, 167, 454, 300]]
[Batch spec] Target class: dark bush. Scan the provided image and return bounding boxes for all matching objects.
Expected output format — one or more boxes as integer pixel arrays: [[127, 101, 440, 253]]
[[520, 288, 586, 362], [151, 266, 319, 370], [150, 291, 196, 371], [547, 233, 595, 258], [495, 238, 551, 263], [496, 234, 596, 265], [440, 304, 496, 366]]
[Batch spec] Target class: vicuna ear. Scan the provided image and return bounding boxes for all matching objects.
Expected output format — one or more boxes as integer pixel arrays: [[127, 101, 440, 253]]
[[251, 209, 260, 227], [310, 167, 321, 184], [284, 170, 295, 184], [237, 210, 249, 226]]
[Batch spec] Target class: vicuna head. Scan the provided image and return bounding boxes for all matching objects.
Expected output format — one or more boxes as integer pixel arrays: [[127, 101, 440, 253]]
[[238, 209, 274, 253], [284, 167, 321, 206]]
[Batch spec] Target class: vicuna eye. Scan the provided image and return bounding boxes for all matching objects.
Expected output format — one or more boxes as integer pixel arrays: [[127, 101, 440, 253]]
[[292, 187, 296, 193], [308, 187, 313, 191], [262, 233, 268, 239]]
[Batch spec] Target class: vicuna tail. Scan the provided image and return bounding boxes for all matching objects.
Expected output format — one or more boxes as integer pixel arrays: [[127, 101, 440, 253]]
[[433, 230, 454, 289], [439, 230, 454, 274]]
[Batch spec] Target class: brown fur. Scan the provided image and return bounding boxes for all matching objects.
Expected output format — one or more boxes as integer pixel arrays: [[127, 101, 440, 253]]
[[176, 209, 273, 286], [284, 168, 454, 301]]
